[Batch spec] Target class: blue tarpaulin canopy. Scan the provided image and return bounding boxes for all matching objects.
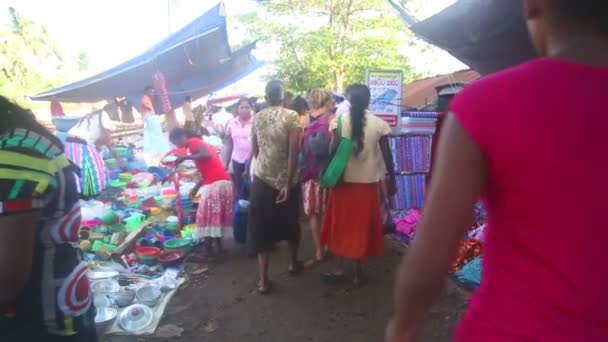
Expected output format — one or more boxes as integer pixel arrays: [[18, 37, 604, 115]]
[[31, 2, 261, 108]]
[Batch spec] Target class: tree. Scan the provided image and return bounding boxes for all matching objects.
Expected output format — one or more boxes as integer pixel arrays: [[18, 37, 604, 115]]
[[233, 0, 419, 93], [0, 7, 66, 104], [77, 50, 91, 73]]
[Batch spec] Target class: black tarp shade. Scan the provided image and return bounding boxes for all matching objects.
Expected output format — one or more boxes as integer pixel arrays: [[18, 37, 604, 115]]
[[409, 0, 537, 75]]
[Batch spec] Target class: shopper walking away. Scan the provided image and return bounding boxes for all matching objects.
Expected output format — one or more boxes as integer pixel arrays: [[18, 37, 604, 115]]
[[0, 97, 97, 342], [248, 80, 303, 294], [300, 89, 335, 263], [224, 97, 254, 195], [169, 128, 233, 256], [64, 109, 125, 198], [387, 1, 608, 341], [321, 84, 396, 287], [140, 86, 172, 165], [289, 95, 310, 127]]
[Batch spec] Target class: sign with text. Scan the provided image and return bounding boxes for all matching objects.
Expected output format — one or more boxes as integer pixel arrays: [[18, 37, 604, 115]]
[[366, 69, 403, 127]]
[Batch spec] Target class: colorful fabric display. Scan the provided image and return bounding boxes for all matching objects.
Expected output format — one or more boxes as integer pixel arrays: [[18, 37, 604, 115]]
[[402, 111, 440, 119], [390, 174, 426, 210], [400, 117, 437, 134], [389, 135, 433, 173], [453, 256, 482, 290], [395, 208, 422, 237], [450, 239, 483, 272], [468, 224, 486, 242]]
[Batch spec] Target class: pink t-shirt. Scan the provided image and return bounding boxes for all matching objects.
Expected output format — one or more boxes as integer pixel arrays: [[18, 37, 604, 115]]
[[451, 58, 608, 342], [226, 117, 253, 163]]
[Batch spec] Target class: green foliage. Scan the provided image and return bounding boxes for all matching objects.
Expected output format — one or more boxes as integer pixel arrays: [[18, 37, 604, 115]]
[[0, 6, 66, 105], [232, 0, 419, 92]]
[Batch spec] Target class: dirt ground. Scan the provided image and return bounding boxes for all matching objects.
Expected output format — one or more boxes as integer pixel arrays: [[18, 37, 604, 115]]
[[104, 235, 468, 342]]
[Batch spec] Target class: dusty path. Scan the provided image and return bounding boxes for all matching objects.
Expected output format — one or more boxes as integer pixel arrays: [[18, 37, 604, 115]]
[[104, 236, 467, 342]]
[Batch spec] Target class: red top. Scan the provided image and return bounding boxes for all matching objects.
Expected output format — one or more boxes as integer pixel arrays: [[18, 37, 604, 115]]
[[185, 138, 230, 185], [451, 59, 608, 341]]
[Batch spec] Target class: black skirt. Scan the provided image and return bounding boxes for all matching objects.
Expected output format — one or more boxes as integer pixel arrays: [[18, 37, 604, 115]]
[[247, 176, 301, 255]]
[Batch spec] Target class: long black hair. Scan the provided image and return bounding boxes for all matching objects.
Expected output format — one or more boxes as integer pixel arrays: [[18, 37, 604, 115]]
[[348, 84, 370, 156]]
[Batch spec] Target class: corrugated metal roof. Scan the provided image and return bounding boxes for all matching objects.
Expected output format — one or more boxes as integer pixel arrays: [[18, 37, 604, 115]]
[[402, 69, 479, 109]]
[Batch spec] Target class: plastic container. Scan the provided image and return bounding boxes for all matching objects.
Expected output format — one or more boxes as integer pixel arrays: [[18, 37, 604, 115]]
[[135, 247, 161, 265], [164, 238, 191, 254], [109, 180, 126, 189], [124, 213, 145, 231]]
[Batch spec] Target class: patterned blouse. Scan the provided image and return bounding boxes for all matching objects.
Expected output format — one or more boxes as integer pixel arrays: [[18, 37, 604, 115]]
[[253, 106, 301, 190], [0, 125, 96, 340]]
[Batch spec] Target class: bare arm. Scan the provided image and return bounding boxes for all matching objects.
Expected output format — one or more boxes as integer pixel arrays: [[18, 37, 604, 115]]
[[387, 114, 486, 341], [0, 211, 39, 304], [252, 132, 259, 158], [224, 132, 234, 167], [286, 127, 302, 188], [379, 136, 396, 196], [183, 145, 211, 161]]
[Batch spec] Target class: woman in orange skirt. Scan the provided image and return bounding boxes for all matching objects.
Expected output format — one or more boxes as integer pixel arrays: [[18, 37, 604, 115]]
[[321, 84, 396, 286]]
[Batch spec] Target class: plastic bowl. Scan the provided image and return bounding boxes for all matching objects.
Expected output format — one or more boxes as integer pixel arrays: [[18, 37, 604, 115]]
[[95, 307, 118, 334], [136, 285, 161, 307], [135, 246, 161, 265], [164, 238, 191, 254], [158, 250, 185, 267], [110, 288, 136, 307]]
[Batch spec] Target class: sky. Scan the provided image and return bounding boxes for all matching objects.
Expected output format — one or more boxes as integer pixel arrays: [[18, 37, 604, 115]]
[[4, 0, 464, 92]]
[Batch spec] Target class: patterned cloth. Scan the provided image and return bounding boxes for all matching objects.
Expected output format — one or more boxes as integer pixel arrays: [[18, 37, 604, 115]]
[[253, 106, 301, 190], [451, 239, 483, 273], [194, 180, 234, 240], [0, 126, 96, 340], [64, 138, 107, 197], [302, 179, 328, 216]]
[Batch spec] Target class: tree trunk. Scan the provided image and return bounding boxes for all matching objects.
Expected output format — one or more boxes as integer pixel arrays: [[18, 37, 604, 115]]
[[335, 71, 345, 93]]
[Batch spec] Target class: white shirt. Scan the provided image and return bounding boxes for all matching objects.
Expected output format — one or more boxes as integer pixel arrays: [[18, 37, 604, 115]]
[[336, 99, 351, 116], [329, 111, 391, 183], [68, 110, 117, 145]]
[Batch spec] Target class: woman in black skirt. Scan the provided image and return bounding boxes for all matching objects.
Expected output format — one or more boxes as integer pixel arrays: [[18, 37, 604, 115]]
[[248, 80, 303, 294]]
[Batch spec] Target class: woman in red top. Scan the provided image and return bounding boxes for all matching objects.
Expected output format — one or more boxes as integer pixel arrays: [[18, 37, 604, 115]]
[[388, 1, 608, 341], [170, 128, 233, 256]]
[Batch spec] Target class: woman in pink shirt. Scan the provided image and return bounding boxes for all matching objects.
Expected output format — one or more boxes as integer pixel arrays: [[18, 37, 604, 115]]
[[387, 1, 608, 341], [224, 97, 254, 193]]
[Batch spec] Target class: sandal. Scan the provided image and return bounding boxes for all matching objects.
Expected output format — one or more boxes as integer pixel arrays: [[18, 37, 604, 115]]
[[287, 261, 305, 275], [257, 279, 271, 295]]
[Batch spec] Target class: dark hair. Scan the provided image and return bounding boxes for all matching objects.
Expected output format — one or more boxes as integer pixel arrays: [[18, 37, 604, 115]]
[[199, 127, 210, 137], [236, 97, 253, 108], [144, 85, 154, 92], [265, 80, 284, 106], [169, 127, 188, 142], [0, 96, 61, 146], [289, 95, 309, 116], [552, 0, 608, 35], [348, 84, 371, 156], [185, 96, 192, 102]]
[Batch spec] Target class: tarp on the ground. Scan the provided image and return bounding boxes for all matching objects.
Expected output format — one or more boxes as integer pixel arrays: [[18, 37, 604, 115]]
[[408, 0, 537, 75], [31, 2, 261, 107]]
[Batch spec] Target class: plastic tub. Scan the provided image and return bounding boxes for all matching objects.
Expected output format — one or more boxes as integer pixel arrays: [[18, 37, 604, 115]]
[[135, 247, 161, 266], [124, 214, 145, 231], [164, 238, 191, 254]]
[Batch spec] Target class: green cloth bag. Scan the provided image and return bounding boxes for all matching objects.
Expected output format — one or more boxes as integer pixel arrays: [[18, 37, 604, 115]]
[[321, 116, 353, 188]]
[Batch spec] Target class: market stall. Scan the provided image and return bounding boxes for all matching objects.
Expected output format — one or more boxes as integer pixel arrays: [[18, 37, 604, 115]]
[[389, 110, 484, 292], [78, 143, 205, 336]]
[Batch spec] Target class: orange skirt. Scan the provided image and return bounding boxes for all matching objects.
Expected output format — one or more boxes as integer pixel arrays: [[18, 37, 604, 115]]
[[321, 182, 384, 260]]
